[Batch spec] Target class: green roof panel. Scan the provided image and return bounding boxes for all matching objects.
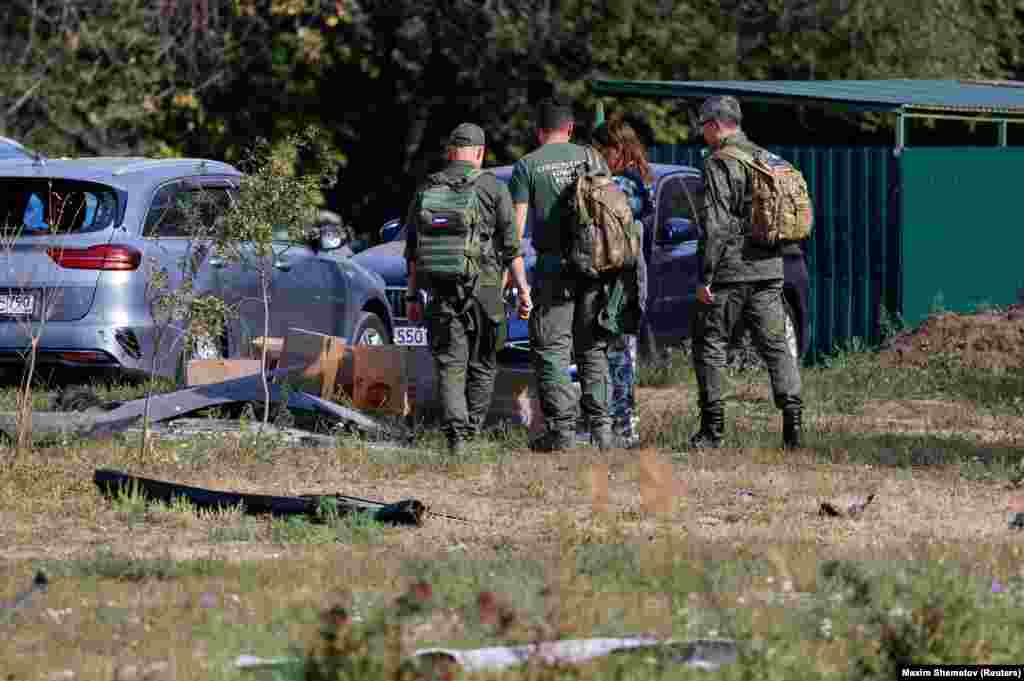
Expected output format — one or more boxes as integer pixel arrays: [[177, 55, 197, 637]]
[[590, 79, 1024, 117]]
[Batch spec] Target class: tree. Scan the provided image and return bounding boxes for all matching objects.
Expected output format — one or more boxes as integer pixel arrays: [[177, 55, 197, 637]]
[[0, 0, 280, 156], [213, 126, 339, 426]]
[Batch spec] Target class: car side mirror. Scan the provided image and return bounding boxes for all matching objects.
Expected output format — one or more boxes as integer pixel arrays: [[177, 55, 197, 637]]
[[379, 218, 403, 243], [317, 225, 344, 252], [659, 217, 700, 245]]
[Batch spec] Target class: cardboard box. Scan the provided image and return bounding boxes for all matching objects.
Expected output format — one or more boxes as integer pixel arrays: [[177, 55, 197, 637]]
[[185, 359, 263, 387], [249, 336, 283, 370], [351, 345, 436, 416], [279, 328, 347, 399]]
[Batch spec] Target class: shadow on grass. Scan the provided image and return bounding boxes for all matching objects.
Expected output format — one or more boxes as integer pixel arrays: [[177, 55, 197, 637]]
[[801, 429, 1024, 478]]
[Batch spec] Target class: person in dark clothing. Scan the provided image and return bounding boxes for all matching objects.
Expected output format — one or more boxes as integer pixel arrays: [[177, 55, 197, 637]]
[[591, 114, 654, 448], [508, 97, 616, 452], [690, 96, 804, 450], [405, 123, 532, 455]]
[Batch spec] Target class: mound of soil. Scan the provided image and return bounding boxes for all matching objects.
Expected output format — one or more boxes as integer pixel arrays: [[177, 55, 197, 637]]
[[879, 304, 1024, 371]]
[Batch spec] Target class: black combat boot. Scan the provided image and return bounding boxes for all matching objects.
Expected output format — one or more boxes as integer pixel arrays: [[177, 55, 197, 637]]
[[688, 408, 724, 450], [529, 430, 575, 453], [782, 408, 802, 450]]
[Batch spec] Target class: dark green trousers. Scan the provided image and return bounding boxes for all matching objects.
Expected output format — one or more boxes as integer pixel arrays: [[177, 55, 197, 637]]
[[427, 295, 503, 443], [529, 268, 614, 435], [692, 279, 802, 412]]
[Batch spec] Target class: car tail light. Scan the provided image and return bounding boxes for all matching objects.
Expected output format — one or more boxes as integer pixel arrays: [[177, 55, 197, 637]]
[[57, 351, 111, 363], [47, 244, 142, 271]]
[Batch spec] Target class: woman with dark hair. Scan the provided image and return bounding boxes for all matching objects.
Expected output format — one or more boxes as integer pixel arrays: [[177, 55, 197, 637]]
[[591, 114, 654, 448]]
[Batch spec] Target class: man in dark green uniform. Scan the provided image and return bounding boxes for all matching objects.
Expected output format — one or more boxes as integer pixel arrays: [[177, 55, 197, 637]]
[[405, 123, 532, 455], [508, 97, 616, 452], [691, 96, 804, 450]]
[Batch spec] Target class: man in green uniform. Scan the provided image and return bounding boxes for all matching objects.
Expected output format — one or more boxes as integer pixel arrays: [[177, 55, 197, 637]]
[[406, 123, 532, 455], [691, 95, 804, 450], [508, 97, 616, 452]]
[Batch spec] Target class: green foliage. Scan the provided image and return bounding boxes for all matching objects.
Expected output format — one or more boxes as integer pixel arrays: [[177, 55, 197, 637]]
[[111, 478, 149, 526], [38, 546, 229, 582], [215, 125, 339, 260], [5, 0, 1024, 231]]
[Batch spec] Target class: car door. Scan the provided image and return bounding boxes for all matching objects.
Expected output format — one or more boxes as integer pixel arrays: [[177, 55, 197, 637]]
[[267, 229, 342, 339], [648, 172, 702, 345], [141, 177, 243, 368]]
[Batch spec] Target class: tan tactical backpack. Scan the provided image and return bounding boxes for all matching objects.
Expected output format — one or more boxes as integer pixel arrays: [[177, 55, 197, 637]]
[[566, 147, 641, 278], [713, 145, 813, 246]]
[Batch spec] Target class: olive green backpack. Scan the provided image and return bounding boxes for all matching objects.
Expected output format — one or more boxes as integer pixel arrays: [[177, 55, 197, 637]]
[[413, 170, 487, 285], [713, 145, 813, 245]]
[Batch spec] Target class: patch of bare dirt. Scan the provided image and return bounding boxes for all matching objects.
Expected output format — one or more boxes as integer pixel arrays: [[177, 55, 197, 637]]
[[880, 305, 1024, 371]]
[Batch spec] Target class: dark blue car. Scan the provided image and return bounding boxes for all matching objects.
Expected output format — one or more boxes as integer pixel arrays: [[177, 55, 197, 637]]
[[351, 163, 810, 360]]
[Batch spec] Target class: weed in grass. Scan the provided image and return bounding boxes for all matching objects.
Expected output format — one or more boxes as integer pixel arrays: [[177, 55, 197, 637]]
[[209, 516, 260, 543], [271, 516, 336, 545], [334, 513, 387, 546], [38, 546, 230, 582], [112, 479, 149, 526], [316, 498, 387, 545]]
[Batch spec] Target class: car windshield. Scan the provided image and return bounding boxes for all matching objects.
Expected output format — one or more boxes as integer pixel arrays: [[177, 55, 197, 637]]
[[0, 179, 120, 235]]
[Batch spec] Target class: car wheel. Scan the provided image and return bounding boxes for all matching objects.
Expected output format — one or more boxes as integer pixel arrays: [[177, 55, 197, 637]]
[[190, 331, 227, 361], [353, 311, 389, 346], [174, 326, 229, 385]]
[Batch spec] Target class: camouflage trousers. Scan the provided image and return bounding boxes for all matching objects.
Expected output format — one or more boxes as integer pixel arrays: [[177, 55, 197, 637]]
[[426, 295, 503, 443], [608, 334, 639, 443], [529, 268, 615, 436], [692, 279, 802, 413]]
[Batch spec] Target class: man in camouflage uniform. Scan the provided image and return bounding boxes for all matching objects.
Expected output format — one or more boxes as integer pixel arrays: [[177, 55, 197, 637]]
[[406, 123, 532, 455], [509, 97, 616, 452], [691, 96, 803, 450]]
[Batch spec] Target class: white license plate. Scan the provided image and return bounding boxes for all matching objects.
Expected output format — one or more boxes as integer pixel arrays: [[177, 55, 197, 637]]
[[394, 326, 428, 346], [0, 294, 35, 316]]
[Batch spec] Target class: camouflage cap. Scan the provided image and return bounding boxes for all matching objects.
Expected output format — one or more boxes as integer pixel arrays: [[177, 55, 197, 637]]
[[698, 95, 743, 125], [447, 123, 486, 147]]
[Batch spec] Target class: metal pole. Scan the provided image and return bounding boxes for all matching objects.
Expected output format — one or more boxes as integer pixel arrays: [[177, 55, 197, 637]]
[[894, 111, 906, 156], [998, 120, 1008, 146]]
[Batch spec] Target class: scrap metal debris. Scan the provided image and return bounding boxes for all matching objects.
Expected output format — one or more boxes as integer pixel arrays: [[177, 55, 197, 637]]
[[235, 637, 738, 674], [93, 469, 426, 526], [412, 637, 739, 673], [0, 368, 410, 444], [819, 493, 876, 518]]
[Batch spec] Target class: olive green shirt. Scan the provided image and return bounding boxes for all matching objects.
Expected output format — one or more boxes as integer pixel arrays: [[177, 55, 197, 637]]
[[507, 142, 606, 256], [698, 131, 783, 285], [404, 160, 520, 318]]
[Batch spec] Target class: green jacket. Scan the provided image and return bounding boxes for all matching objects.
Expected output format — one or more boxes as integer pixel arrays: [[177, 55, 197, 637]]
[[697, 131, 784, 286]]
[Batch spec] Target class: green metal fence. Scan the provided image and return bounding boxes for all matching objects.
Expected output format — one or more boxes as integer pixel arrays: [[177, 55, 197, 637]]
[[650, 145, 899, 359], [899, 147, 1024, 327]]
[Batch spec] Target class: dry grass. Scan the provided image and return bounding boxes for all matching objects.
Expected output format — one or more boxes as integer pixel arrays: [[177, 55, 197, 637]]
[[1, 348, 1024, 679]]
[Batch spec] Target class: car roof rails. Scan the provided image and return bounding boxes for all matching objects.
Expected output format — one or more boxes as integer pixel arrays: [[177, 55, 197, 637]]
[[111, 158, 238, 177]]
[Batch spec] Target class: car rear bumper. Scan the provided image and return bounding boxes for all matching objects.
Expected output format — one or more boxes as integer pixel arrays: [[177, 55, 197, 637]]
[[0, 318, 163, 375]]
